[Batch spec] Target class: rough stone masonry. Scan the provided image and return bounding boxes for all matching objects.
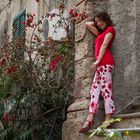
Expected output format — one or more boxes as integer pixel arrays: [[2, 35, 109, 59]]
[[62, 0, 140, 139]]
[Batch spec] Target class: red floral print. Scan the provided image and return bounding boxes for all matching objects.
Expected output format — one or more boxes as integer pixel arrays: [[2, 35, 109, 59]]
[[105, 89, 109, 94], [102, 85, 106, 89], [89, 65, 115, 115], [99, 67, 103, 72], [90, 102, 94, 108], [108, 83, 112, 90]]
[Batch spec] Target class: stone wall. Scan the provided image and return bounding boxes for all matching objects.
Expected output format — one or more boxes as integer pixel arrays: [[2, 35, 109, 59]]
[[62, 0, 140, 140], [88, 0, 139, 113], [135, 0, 140, 96], [0, 0, 10, 46], [108, 0, 138, 112]]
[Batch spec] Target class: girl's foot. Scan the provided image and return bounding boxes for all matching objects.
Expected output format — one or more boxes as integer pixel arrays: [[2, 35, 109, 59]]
[[79, 119, 94, 133], [102, 120, 112, 128]]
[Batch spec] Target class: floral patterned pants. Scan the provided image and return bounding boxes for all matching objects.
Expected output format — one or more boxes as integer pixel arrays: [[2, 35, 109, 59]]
[[89, 64, 116, 115]]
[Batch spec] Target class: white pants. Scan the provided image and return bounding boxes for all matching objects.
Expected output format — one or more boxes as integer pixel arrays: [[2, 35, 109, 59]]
[[89, 65, 116, 115]]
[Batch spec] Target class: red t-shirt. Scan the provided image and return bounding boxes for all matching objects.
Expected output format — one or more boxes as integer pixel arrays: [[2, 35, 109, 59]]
[[94, 26, 116, 66]]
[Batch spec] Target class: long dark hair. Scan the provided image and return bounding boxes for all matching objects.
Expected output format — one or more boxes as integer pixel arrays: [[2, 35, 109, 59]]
[[93, 12, 113, 27]]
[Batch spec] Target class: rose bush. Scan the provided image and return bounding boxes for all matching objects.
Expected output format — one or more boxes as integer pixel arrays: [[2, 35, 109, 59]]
[[0, 1, 75, 139]]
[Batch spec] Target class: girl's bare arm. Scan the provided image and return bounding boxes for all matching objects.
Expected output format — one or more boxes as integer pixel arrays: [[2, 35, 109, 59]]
[[86, 22, 99, 36]]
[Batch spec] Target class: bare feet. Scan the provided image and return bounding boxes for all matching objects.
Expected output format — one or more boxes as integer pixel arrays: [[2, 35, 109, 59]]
[[105, 114, 112, 121], [102, 114, 113, 128]]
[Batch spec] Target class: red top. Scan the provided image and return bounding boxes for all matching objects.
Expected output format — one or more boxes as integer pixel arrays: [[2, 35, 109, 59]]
[[94, 26, 116, 66]]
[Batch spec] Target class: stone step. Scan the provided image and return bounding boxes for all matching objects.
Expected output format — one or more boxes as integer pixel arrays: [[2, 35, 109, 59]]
[[87, 112, 140, 140], [113, 112, 140, 129], [89, 128, 140, 140], [91, 127, 140, 133]]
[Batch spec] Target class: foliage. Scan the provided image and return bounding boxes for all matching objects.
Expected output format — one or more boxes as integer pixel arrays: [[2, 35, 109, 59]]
[[0, 1, 75, 140]]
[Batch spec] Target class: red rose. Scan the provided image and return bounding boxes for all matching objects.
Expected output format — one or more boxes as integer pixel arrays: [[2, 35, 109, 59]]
[[55, 55, 62, 62], [7, 66, 16, 74], [0, 58, 6, 66], [22, 21, 26, 25], [49, 61, 57, 71], [4, 112, 9, 123], [49, 55, 62, 71], [73, 12, 78, 17], [28, 18, 33, 23], [69, 9, 74, 15]]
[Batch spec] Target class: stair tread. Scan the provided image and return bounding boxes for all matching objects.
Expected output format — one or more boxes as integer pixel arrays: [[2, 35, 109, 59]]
[[114, 112, 140, 118], [91, 127, 140, 132]]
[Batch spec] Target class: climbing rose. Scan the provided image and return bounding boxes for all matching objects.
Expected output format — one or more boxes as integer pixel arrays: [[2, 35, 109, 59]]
[[7, 66, 17, 74], [0, 58, 6, 66], [69, 9, 74, 14], [49, 55, 62, 71], [22, 21, 26, 25], [4, 112, 9, 123]]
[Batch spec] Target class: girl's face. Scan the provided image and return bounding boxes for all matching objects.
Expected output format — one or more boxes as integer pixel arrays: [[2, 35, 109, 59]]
[[94, 17, 107, 30]]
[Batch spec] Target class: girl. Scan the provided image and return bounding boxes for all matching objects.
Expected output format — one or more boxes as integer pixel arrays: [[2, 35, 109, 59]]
[[79, 12, 116, 133]]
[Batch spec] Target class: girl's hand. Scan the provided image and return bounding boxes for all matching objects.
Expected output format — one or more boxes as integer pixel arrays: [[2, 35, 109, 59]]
[[91, 63, 97, 71], [91, 60, 100, 70], [93, 60, 100, 65]]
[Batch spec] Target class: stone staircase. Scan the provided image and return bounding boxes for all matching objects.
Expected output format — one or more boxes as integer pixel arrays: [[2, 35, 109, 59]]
[[62, 97, 140, 140], [90, 112, 140, 140]]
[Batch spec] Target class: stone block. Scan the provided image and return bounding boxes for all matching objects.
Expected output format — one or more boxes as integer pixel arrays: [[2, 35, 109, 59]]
[[62, 109, 104, 140], [75, 41, 93, 61], [113, 117, 140, 129], [75, 19, 87, 42], [75, 58, 94, 80], [74, 77, 94, 98], [67, 99, 89, 112]]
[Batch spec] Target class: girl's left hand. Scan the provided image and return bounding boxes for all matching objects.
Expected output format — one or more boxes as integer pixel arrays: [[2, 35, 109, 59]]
[[91, 60, 100, 70], [91, 63, 97, 71]]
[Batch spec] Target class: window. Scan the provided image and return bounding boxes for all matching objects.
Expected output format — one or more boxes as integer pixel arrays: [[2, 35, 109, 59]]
[[13, 9, 26, 39], [0, 103, 4, 113]]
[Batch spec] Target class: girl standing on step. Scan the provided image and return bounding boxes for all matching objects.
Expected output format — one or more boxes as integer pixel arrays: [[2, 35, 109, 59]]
[[79, 12, 116, 133]]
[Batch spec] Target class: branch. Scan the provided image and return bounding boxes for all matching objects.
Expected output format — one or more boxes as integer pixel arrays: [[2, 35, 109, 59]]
[[116, 96, 140, 114]]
